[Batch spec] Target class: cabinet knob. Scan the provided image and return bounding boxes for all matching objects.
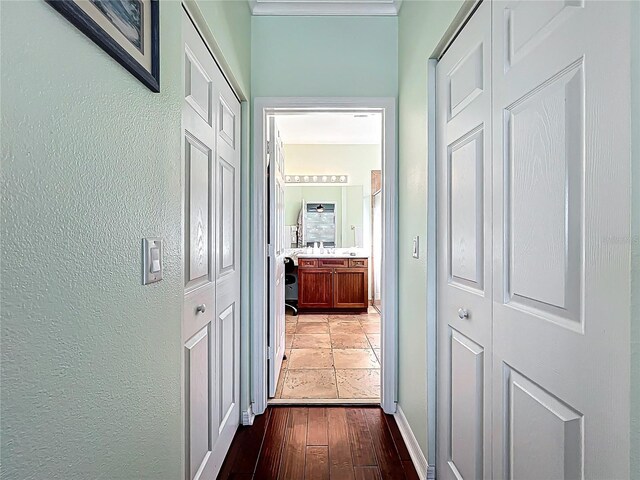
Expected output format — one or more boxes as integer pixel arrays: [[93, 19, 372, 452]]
[[196, 304, 206, 314], [458, 308, 469, 319]]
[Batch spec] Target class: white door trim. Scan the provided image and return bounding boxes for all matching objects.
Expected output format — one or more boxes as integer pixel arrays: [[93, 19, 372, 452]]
[[251, 97, 398, 415], [425, 58, 439, 468]]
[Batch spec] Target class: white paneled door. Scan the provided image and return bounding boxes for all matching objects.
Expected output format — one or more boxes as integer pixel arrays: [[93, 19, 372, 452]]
[[437, 1, 631, 479], [182, 12, 241, 480], [491, 1, 630, 478], [268, 117, 287, 397], [436, 2, 492, 479]]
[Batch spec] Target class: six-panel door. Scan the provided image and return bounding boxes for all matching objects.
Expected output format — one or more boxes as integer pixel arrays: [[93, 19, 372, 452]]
[[183, 12, 217, 480], [437, 1, 632, 479], [182, 12, 241, 480], [268, 118, 287, 398], [213, 70, 241, 476], [491, 1, 631, 478], [436, 2, 493, 479]]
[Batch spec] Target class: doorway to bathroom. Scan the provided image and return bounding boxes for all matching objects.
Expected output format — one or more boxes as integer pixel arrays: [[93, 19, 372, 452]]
[[272, 112, 382, 403], [251, 98, 398, 414]]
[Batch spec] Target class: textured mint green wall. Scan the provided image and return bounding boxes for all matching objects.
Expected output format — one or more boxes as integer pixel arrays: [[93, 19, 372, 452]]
[[251, 16, 398, 97], [0, 3, 183, 477], [631, 2, 639, 477], [0, 1, 251, 478], [398, 0, 464, 460]]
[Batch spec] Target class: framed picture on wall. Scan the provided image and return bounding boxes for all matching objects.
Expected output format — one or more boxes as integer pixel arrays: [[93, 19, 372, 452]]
[[46, 0, 160, 92]]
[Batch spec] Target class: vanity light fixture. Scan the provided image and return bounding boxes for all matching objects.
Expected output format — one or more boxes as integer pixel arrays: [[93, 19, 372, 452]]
[[285, 174, 349, 184], [316, 204, 325, 213]]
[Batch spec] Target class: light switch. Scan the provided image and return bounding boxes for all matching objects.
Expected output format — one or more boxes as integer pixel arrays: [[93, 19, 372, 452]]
[[150, 247, 161, 273], [143, 238, 163, 284], [412, 236, 419, 259]]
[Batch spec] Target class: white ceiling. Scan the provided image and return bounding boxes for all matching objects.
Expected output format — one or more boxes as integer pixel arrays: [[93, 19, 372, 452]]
[[250, 0, 402, 16], [275, 112, 383, 145]]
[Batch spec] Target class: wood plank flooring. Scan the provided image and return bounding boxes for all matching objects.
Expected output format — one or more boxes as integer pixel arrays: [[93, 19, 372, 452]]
[[218, 406, 419, 480]]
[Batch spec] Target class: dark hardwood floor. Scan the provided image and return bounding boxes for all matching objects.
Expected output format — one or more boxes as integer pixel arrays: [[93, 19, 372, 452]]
[[218, 406, 419, 480]]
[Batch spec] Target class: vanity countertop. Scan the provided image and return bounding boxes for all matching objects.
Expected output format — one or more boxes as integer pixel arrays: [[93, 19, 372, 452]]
[[285, 248, 369, 265], [297, 252, 369, 259]]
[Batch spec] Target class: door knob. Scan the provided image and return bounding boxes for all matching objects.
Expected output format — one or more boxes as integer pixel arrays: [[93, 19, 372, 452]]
[[196, 304, 206, 314], [458, 308, 469, 319]]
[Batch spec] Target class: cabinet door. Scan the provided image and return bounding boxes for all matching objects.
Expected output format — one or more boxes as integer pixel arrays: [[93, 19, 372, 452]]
[[298, 268, 333, 309], [333, 268, 368, 309]]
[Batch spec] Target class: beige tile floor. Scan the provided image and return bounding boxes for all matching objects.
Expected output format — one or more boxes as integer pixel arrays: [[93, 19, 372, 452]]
[[275, 307, 381, 400]]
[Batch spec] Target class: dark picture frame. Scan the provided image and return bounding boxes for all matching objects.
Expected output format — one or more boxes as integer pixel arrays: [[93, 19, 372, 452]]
[[46, 0, 160, 92]]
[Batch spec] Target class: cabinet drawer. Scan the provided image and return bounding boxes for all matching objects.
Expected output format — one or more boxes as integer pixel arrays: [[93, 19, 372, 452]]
[[298, 258, 318, 268], [318, 258, 349, 268], [349, 258, 368, 268]]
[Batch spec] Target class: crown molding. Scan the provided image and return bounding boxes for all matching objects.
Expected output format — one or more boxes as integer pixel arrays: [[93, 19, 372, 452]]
[[249, 0, 402, 16]]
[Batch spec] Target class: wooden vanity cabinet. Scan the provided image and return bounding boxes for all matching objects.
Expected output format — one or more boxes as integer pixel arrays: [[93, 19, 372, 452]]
[[298, 268, 333, 309], [298, 257, 369, 312]]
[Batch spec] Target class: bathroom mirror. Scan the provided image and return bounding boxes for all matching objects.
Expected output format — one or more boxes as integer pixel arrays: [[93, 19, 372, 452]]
[[284, 184, 365, 249]]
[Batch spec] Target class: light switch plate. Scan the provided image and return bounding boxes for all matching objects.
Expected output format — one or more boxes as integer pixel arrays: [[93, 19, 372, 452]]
[[412, 236, 419, 259], [143, 238, 163, 284]]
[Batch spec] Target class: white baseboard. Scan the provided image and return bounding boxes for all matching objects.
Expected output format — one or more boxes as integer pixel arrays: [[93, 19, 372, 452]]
[[394, 406, 429, 480], [241, 404, 256, 426]]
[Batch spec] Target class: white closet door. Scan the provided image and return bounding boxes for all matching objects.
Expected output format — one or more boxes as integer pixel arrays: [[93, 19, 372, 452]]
[[212, 49, 241, 476], [182, 12, 241, 480], [491, 2, 631, 479], [436, 2, 492, 479]]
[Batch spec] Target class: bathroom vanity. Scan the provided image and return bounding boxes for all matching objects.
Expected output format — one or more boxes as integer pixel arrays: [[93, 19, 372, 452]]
[[297, 254, 369, 312]]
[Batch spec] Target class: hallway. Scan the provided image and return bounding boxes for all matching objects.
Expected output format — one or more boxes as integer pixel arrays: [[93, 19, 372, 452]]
[[218, 406, 418, 479], [1, 1, 638, 479]]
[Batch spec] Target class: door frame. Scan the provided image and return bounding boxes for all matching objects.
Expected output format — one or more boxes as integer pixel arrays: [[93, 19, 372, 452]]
[[251, 97, 398, 415]]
